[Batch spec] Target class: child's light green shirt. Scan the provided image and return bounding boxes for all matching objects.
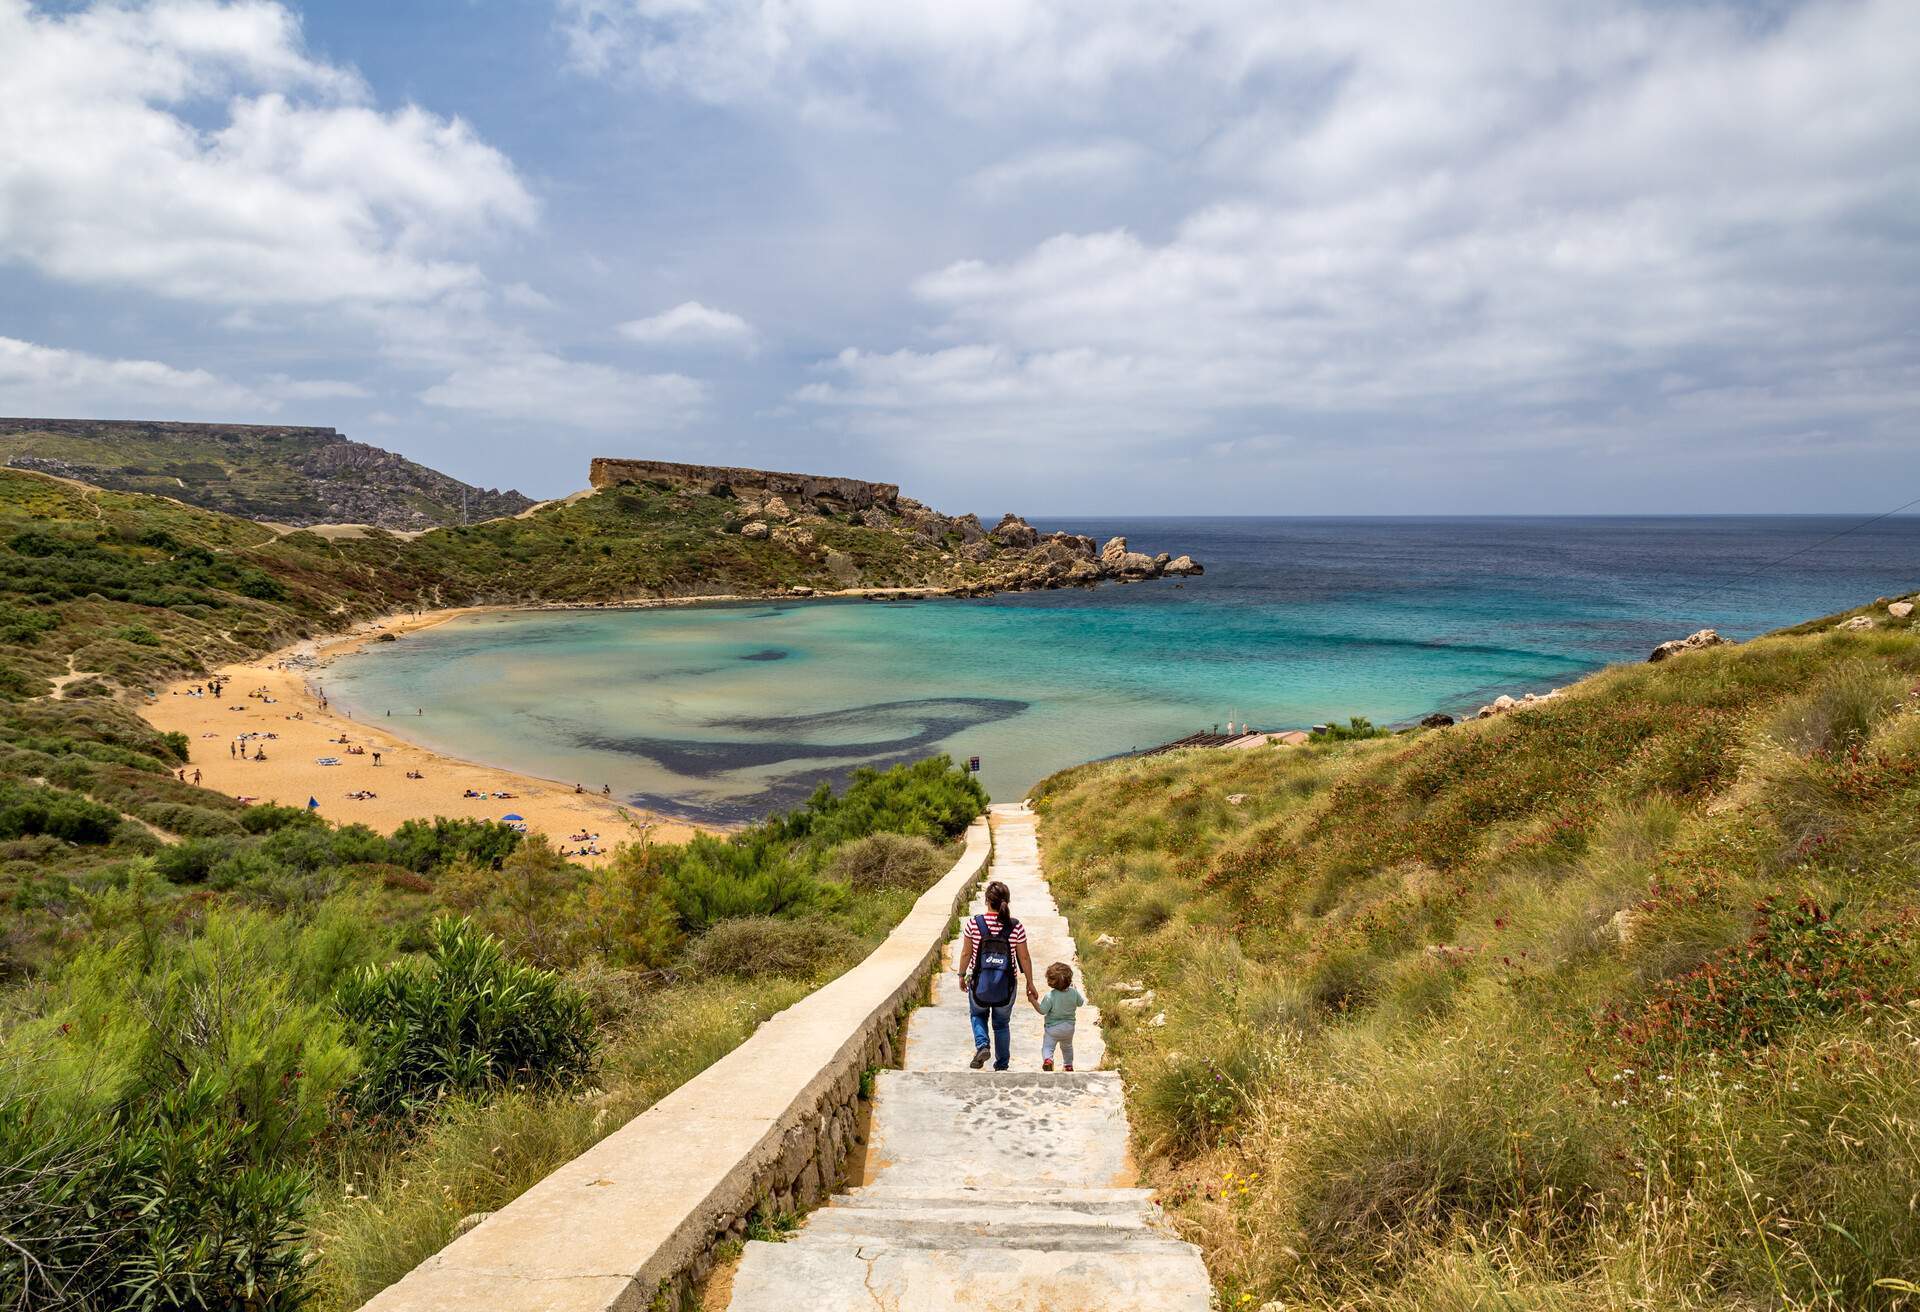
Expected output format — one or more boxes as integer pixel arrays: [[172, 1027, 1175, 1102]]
[[1038, 986, 1083, 1028]]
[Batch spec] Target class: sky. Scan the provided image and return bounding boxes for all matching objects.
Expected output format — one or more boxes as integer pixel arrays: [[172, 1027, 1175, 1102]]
[[0, 0, 1916, 514]]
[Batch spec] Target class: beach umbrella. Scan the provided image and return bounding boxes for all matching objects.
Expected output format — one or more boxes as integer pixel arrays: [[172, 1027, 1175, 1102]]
[[501, 813, 524, 822], [307, 797, 319, 811]]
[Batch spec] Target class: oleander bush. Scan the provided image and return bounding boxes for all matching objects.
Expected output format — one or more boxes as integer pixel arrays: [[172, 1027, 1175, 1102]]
[[338, 917, 595, 1118]]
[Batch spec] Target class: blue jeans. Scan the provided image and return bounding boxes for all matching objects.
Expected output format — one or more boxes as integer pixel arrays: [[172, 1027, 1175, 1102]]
[[969, 996, 1013, 1070]]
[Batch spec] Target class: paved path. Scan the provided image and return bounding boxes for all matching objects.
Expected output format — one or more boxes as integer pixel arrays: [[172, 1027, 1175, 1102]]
[[727, 804, 1209, 1311]]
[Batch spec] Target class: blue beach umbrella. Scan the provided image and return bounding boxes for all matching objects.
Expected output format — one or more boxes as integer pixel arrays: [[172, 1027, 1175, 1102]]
[[501, 813, 524, 822], [307, 797, 319, 811]]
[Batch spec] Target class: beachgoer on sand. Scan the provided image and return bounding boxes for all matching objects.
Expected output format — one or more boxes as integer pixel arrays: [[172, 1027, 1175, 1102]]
[[955, 880, 1036, 1071]]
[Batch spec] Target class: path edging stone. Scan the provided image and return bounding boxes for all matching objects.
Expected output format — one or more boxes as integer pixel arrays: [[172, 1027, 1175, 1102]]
[[359, 818, 992, 1312]]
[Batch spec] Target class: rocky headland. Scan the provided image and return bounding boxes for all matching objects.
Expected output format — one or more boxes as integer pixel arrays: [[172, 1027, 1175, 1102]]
[[589, 457, 1202, 597]]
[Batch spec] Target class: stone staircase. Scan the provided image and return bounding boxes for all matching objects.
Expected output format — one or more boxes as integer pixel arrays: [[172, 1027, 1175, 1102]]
[[726, 804, 1210, 1310]]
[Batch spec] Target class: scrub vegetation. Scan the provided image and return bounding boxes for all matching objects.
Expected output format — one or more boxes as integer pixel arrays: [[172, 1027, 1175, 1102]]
[[1035, 599, 1920, 1311], [1, 752, 983, 1311], [0, 460, 991, 1312]]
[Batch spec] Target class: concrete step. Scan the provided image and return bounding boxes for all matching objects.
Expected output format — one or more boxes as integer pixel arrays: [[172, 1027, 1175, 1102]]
[[724, 806, 1209, 1312], [830, 1186, 1159, 1215], [862, 1072, 1132, 1191], [790, 1214, 1185, 1254], [728, 1241, 1213, 1312]]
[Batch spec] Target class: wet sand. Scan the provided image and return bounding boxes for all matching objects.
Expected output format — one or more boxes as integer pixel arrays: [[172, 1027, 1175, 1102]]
[[140, 608, 709, 863]]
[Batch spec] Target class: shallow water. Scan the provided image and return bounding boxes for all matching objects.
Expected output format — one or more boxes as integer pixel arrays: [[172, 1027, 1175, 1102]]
[[324, 515, 1920, 820]]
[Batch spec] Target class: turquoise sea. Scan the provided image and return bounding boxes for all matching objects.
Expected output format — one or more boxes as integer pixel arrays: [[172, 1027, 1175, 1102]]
[[324, 516, 1920, 820]]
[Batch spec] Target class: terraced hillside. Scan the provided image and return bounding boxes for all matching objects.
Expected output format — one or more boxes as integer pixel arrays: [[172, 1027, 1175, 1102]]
[[1035, 595, 1920, 1310]]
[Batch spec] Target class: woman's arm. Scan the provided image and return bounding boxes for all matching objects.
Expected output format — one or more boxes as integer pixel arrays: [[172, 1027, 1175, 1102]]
[[1017, 941, 1038, 1003], [955, 935, 974, 984]]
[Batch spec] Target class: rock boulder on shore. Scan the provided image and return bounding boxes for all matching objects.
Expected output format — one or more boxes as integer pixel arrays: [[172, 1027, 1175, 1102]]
[[991, 513, 1039, 547], [1649, 629, 1727, 662]]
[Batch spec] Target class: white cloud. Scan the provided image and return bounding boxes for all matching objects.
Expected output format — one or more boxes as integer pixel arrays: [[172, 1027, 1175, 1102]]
[[0, 0, 535, 308], [966, 141, 1147, 198], [502, 282, 558, 311], [775, 0, 1920, 472], [0, 335, 263, 414], [556, 0, 1256, 115], [265, 375, 370, 400], [617, 301, 758, 350], [419, 353, 706, 430]]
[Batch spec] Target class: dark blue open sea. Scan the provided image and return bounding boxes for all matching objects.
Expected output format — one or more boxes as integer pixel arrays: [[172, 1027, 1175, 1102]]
[[327, 516, 1920, 819]]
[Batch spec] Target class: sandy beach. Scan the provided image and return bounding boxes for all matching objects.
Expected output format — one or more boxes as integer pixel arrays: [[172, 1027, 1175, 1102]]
[[140, 608, 709, 863]]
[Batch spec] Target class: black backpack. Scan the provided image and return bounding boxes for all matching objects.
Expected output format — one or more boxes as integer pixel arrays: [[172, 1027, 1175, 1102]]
[[969, 913, 1020, 1007]]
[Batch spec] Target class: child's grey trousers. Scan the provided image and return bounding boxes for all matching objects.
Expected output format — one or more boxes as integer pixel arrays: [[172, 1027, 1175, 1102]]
[[1042, 1021, 1075, 1066]]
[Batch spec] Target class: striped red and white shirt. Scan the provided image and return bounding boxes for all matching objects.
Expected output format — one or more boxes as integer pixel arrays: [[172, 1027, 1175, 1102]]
[[963, 913, 1027, 947]]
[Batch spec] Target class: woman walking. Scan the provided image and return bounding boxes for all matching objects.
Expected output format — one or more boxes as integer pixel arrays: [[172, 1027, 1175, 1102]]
[[955, 880, 1037, 1071]]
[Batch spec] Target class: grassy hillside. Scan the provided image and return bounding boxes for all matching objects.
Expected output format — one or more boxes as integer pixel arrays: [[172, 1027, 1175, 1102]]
[[0, 418, 533, 529], [0, 463, 1014, 1309], [1035, 596, 1920, 1310]]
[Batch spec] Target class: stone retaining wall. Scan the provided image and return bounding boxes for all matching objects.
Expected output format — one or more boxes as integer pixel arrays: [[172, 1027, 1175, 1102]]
[[361, 818, 992, 1312]]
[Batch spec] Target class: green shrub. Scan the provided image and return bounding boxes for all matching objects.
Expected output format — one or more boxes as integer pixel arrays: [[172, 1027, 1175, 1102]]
[[824, 832, 941, 891], [0, 602, 57, 645], [0, 1082, 313, 1312], [387, 815, 522, 872], [151, 834, 236, 884], [665, 836, 824, 932], [685, 916, 862, 980], [768, 755, 987, 849], [337, 917, 595, 1117], [0, 784, 121, 845], [140, 800, 245, 838], [237, 802, 318, 835]]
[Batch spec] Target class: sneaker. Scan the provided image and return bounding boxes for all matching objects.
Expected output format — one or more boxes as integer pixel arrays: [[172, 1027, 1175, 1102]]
[[970, 1045, 990, 1069], [1042, 1058, 1054, 1072], [1063, 1064, 1073, 1071]]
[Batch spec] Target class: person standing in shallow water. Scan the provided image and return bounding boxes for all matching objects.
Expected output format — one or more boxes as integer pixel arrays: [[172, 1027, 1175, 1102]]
[[955, 880, 1036, 1071]]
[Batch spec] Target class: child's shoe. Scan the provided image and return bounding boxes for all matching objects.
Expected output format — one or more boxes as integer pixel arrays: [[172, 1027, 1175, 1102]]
[[1042, 1058, 1053, 1071], [1063, 1064, 1073, 1071]]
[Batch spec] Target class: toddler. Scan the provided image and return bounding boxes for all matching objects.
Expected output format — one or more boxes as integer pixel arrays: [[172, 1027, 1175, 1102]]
[[1035, 962, 1084, 1071]]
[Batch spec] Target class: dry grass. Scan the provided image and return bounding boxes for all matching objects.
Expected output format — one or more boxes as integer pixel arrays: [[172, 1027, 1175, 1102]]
[[1038, 618, 1920, 1310]]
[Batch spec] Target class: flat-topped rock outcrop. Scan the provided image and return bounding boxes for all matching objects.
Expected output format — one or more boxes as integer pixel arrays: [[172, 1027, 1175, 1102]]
[[589, 457, 900, 510]]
